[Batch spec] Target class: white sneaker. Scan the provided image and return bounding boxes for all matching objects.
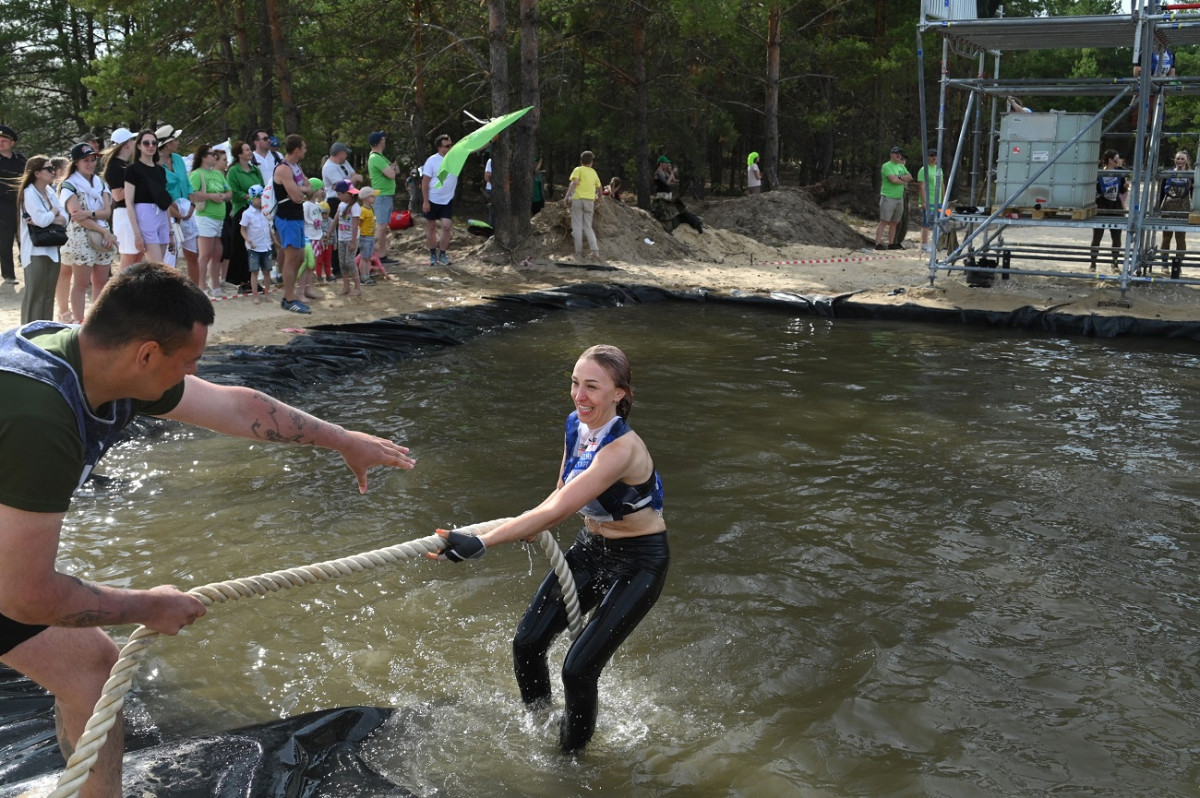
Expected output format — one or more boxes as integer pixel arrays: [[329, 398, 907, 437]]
[[921, 244, 934, 254]]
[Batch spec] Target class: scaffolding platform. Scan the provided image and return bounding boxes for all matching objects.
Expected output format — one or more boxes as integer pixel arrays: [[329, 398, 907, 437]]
[[917, 5, 1200, 295], [992, 205, 1099, 220]]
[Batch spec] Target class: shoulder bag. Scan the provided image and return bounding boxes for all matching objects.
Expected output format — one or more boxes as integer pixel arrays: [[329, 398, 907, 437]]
[[25, 188, 67, 247]]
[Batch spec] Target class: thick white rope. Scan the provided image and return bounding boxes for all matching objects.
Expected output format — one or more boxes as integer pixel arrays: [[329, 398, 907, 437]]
[[48, 518, 582, 798]]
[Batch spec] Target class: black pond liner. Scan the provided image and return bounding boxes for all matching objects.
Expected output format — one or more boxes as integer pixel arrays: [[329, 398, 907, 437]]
[[6, 281, 1200, 796]]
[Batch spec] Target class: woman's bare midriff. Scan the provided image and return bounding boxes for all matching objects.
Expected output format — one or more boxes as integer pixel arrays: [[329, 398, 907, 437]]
[[583, 510, 666, 539]]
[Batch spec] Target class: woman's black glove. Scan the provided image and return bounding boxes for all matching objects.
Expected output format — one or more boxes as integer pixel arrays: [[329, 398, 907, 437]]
[[438, 529, 487, 562]]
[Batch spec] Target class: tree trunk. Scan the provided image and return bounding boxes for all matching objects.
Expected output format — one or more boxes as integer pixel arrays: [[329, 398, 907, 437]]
[[509, 0, 539, 243], [232, 0, 255, 134], [411, 0, 427, 164], [632, 4, 650, 210], [264, 0, 299, 133], [488, 0, 513, 247], [765, 4, 781, 191], [213, 0, 236, 140], [257, 0, 273, 130]]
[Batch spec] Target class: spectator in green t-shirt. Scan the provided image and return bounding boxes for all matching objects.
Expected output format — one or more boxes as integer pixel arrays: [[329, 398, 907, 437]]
[[916, 149, 945, 254], [876, 146, 913, 251], [366, 131, 399, 265]]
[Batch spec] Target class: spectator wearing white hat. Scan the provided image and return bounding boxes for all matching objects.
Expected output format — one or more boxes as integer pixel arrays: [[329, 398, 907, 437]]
[[156, 124, 201, 284], [0, 124, 27, 284], [101, 127, 139, 268]]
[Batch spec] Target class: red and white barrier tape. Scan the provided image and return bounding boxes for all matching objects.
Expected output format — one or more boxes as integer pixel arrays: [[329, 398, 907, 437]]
[[750, 252, 916, 267]]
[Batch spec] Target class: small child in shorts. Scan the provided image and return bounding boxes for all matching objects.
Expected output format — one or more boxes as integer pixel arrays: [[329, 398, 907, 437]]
[[356, 186, 383, 283], [333, 180, 362, 296], [240, 186, 275, 304]]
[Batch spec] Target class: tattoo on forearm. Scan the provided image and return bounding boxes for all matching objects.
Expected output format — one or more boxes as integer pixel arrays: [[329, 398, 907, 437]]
[[246, 392, 341, 446], [57, 577, 125, 627]]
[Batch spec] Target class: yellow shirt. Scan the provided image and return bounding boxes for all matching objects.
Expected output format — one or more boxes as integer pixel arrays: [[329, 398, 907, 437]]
[[359, 205, 376, 235], [569, 166, 602, 201]]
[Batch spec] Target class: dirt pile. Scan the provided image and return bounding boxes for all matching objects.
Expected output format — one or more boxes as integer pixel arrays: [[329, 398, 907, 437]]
[[698, 188, 872, 250], [479, 188, 871, 265]]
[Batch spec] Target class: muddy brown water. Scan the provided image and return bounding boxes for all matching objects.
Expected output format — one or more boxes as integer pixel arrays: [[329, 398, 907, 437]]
[[59, 302, 1200, 796]]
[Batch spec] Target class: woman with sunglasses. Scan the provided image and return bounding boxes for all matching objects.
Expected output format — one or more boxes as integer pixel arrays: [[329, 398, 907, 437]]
[[58, 143, 116, 323], [123, 129, 174, 263], [189, 144, 233, 297], [16, 155, 68, 323]]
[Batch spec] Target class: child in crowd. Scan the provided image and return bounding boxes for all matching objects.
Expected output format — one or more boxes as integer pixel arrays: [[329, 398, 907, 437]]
[[313, 202, 333, 282], [298, 184, 323, 301], [334, 179, 362, 296], [240, 185, 274, 304], [356, 186, 382, 284]]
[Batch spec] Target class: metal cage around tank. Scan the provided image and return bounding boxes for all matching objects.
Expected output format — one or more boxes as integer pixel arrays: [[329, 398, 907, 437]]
[[917, 3, 1200, 293]]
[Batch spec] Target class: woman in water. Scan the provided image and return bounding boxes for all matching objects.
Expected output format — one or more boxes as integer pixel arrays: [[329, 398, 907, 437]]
[[433, 344, 669, 754]]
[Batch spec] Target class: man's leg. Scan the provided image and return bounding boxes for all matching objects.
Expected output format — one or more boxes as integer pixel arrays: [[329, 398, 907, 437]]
[[875, 219, 889, 248], [438, 218, 452, 252], [0, 206, 18, 281], [2, 626, 123, 798], [282, 245, 302, 303]]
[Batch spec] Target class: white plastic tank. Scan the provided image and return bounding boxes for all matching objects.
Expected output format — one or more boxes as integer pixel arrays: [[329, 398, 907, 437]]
[[923, 0, 978, 19], [994, 112, 1102, 209]]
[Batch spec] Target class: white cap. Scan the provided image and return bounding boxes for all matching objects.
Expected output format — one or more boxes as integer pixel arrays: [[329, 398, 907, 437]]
[[110, 127, 135, 146]]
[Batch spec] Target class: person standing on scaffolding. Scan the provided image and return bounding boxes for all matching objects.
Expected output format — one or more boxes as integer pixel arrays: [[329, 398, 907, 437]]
[[1158, 151, 1193, 276], [1090, 149, 1129, 273]]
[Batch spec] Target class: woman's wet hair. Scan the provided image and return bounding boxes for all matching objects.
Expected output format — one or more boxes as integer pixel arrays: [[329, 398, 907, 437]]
[[580, 344, 633, 418], [84, 261, 214, 352]]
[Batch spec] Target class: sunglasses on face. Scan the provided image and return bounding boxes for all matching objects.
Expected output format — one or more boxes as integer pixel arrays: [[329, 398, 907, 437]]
[[39, 165, 55, 173], [140, 140, 157, 147]]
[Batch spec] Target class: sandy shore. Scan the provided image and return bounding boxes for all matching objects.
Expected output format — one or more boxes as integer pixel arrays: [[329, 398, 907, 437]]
[[4, 197, 1198, 347]]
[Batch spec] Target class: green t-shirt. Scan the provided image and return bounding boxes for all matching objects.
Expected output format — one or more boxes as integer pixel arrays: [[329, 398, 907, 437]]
[[189, 167, 230, 221], [226, 164, 264, 216], [0, 327, 185, 513], [367, 152, 396, 196], [916, 165, 944, 207], [880, 161, 910, 200]]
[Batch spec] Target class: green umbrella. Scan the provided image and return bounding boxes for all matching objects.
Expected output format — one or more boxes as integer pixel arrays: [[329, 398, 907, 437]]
[[435, 105, 535, 189]]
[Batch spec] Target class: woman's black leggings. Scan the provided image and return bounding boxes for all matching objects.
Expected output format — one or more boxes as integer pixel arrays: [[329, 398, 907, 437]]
[[512, 529, 669, 753]]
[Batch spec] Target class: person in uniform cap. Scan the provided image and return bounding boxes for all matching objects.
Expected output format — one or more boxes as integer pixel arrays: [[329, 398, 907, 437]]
[[0, 124, 26, 283]]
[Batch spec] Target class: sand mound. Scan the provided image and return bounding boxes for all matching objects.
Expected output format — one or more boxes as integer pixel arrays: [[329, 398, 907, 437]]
[[478, 187, 871, 265], [698, 188, 872, 250]]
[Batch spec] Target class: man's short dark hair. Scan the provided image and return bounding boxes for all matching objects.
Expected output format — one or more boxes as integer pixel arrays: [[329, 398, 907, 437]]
[[84, 262, 214, 353], [284, 134, 305, 154]]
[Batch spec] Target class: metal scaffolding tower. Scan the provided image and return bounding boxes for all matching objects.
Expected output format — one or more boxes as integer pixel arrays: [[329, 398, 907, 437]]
[[917, 5, 1200, 293]]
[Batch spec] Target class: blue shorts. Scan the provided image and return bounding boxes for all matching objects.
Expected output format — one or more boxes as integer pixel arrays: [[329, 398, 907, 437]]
[[248, 249, 273, 273], [423, 201, 453, 221], [274, 217, 306, 249], [358, 235, 376, 259], [373, 195, 394, 229]]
